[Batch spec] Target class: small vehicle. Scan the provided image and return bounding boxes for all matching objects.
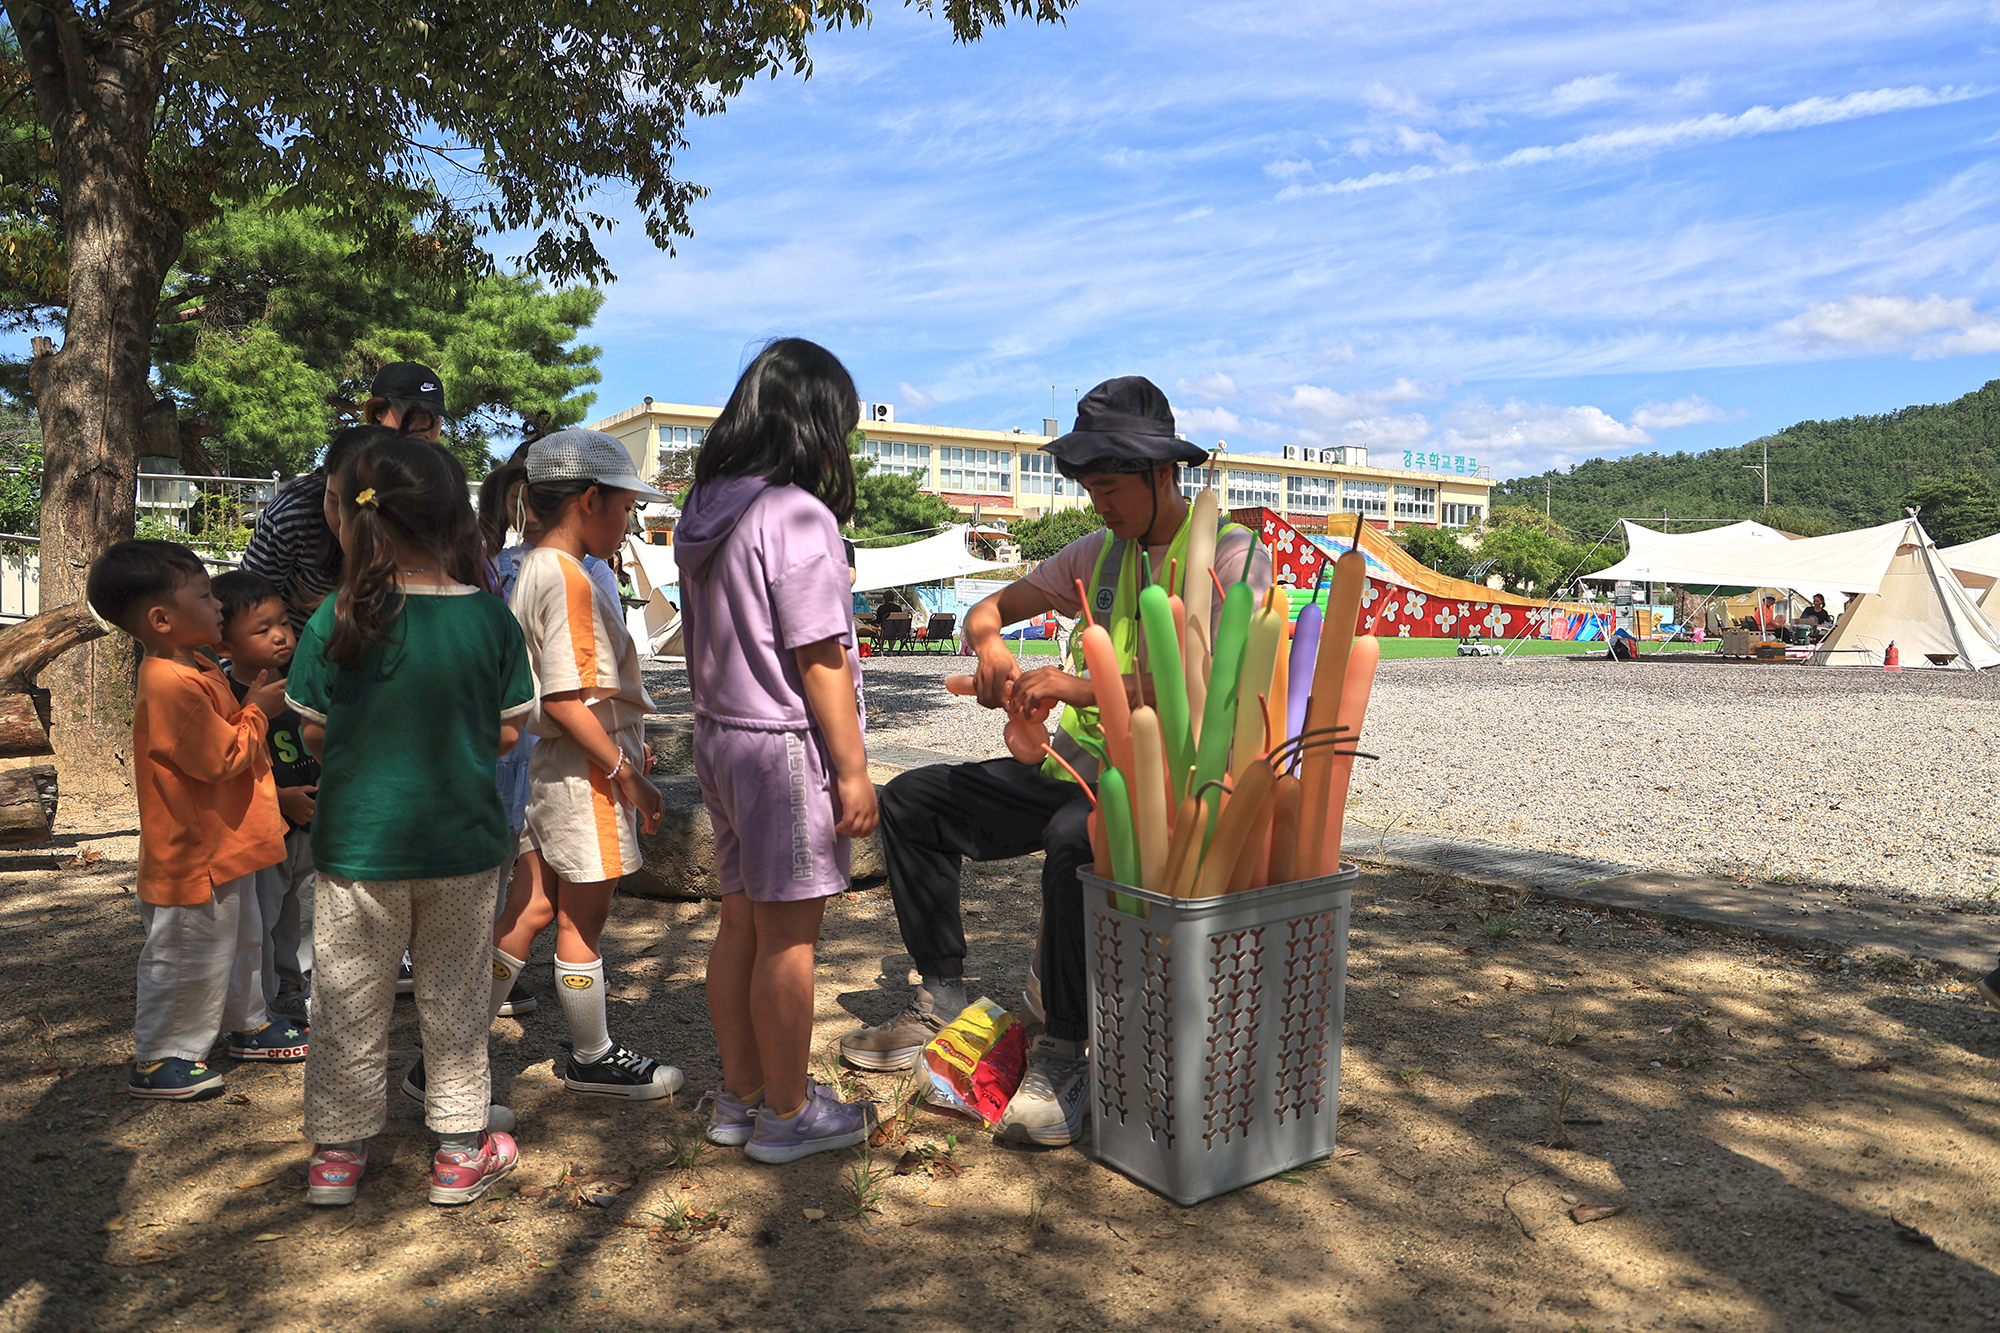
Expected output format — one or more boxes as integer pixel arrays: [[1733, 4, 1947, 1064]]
[[1456, 634, 1504, 657]]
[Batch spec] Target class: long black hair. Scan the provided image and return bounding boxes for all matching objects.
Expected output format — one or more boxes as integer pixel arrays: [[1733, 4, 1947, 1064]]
[[293, 424, 411, 578], [694, 337, 858, 524], [323, 436, 484, 666]]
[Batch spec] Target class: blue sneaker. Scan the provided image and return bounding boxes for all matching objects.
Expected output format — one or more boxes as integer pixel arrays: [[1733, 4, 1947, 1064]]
[[744, 1085, 877, 1164], [228, 1021, 309, 1063], [129, 1057, 226, 1101]]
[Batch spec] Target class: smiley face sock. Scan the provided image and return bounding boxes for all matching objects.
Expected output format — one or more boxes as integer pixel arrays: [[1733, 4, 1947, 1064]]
[[554, 955, 611, 1064]]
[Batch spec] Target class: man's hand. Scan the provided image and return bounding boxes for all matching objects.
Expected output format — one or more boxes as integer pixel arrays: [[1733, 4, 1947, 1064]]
[[278, 785, 317, 824], [832, 768, 879, 838], [1009, 665, 1095, 716], [242, 670, 288, 719], [974, 641, 1021, 710]]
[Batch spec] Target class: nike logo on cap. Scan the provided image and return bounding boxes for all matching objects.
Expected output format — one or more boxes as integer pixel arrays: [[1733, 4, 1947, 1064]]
[[422, 382, 439, 392]]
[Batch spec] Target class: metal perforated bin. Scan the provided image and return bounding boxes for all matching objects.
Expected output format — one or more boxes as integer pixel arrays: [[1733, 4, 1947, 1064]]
[[1080, 866, 1355, 1206]]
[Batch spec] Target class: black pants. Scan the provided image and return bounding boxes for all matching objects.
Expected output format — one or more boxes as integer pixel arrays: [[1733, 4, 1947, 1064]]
[[877, 758, 1094, 1041]]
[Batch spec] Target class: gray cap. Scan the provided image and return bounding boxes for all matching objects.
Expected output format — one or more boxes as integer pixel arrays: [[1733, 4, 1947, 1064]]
[[526, 429, 669, 502]]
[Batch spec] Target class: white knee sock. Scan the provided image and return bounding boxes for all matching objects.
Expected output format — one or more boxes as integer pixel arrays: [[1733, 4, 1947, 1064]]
[[554, 955, 611, 1063], [489, 947, 529, 1022]]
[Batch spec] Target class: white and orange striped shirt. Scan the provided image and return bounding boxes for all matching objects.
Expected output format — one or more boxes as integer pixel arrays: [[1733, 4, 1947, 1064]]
[[512, 546, 656, 737]]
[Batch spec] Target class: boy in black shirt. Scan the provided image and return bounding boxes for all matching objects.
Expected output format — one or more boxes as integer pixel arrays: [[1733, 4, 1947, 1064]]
[[213, 571, 321, 1025]]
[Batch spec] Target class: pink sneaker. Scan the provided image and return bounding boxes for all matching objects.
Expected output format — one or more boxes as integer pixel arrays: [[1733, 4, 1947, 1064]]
[[429, 1131, 518, 1206], [307, 1144, 369, 1206]]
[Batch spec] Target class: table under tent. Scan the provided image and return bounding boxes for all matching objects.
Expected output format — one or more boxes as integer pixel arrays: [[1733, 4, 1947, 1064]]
[[1585, 514, 2000, 670]]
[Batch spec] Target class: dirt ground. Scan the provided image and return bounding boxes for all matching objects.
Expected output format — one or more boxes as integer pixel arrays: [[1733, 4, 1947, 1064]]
[[4, 794, 2000, 1333]]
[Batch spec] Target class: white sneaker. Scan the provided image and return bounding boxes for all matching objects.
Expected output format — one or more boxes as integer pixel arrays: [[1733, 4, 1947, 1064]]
[[996, 1036, 1088, 1147]]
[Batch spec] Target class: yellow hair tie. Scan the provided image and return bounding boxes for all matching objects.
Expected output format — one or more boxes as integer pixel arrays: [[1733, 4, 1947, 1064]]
[[354, 488, 379, 508]]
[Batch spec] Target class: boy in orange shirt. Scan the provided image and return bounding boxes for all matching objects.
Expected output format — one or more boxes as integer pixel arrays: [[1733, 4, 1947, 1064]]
[[86, 540, 307, 1100]]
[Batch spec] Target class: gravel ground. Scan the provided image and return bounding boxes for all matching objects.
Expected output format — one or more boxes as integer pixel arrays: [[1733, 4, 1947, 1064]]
[[655, 651, 2000, 906], [1351, 655, 2000, 907]]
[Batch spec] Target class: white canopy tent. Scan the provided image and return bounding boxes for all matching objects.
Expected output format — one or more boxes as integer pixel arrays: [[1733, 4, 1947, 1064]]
[[1941, 531, 2000, 622], [1587, 516, 2000, 669], [621, 537, 682, 659], [851, 524, 1011, 594], [613, 524, 1011, 659]]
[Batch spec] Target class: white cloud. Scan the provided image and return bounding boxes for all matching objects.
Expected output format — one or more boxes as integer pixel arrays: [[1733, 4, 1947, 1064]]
[[1176, 373, 1239, 400], [1361, 81, 1429, 118], [896, 382, 937, 411], [1283, 85, 1986, 198], [1775, 293, 2000, 357], [1176, 405, 1242, 435], [1173, 204, 1215, 221], [1436, 398, 1651, 468], [1774, 294, 1976, 346], [1544, 74, 1624, 113], [1627, 395, 1749, 429], [1931, 323, 2000, 356], [1263, 158, 1314, 181]]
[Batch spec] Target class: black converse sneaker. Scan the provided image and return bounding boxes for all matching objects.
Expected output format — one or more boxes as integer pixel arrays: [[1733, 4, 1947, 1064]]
[[1979, 966, 2000, 1011], [498, 981, 537, 1017], [561, 1041, 684, 1101]]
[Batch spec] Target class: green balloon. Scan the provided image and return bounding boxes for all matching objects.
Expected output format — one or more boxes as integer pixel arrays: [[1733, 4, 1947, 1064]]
[[1137, 583, 1191, 803], [1192, 579, 1255, 840], [1098, 767, 1141, 888]]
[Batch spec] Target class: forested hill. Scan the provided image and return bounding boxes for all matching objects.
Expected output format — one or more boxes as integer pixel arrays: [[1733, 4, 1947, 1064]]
[[1494, 378, 2000, 544]]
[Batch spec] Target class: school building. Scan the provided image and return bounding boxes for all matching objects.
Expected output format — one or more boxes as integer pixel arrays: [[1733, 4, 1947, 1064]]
[[590, 399, 1498, 532]]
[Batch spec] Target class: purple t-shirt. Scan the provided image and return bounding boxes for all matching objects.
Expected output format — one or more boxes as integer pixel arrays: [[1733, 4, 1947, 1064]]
[[678, 480, 862, 732]]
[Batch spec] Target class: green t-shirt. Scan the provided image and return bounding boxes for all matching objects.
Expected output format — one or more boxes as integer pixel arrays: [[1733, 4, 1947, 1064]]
[[286, 585, 535, 881]]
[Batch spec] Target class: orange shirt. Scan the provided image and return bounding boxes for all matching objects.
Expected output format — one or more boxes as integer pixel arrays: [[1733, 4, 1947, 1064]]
[[132, 655, 286, 905]]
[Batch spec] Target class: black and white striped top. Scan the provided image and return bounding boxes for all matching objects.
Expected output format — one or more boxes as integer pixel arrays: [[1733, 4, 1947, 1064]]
[[241, 476, 341, 634]]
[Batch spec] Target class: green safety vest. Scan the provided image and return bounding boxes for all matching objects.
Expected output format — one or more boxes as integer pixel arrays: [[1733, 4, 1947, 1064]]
[[1042, 509, 1248, 785]]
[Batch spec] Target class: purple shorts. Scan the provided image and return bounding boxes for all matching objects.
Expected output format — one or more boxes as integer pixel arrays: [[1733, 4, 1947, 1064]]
[[693, 718, 851, 902]]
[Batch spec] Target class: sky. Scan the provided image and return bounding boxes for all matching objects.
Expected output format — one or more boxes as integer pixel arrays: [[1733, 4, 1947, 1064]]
[[567, 0, 2000, 484]]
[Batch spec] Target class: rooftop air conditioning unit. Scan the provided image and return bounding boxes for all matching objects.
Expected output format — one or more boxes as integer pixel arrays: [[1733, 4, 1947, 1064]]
[[870, 402, 894, 423], [1282, 445, 1300, 461], [1319, 448, 1340, 464]]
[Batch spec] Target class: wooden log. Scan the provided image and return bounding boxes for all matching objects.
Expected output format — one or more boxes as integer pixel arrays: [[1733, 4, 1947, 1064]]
[[0, 692, 53, 757], [0, 764, 57, 845], [0, 601, 109, 694]]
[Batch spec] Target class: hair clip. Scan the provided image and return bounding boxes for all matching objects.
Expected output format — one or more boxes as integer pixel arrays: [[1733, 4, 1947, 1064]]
[[354, 488, 379, 508]]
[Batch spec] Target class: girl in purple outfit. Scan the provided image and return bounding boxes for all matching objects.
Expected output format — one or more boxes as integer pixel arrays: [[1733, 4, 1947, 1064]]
[[677, 339, 880, 1162]]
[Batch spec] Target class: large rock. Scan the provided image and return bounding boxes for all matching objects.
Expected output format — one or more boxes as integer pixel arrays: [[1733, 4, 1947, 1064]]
[[621, 774, 886, 901], [619, 717, 975, 900]]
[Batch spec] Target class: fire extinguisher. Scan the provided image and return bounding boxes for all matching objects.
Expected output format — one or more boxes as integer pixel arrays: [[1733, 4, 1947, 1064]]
[[1884, 641, 1900, 671]]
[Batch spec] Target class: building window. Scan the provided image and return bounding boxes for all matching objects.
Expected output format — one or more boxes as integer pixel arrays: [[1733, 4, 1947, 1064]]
[[1440, 501, 1483, 527], [1226, 469, 1281, 510], [862, 438, 933, 487], [938, 446, 1011, 494], [1178, 465, 1223, 499], [1020, 451, 1062, 496], [1342, 480, 1387, 518], [1285, 474, 1334, 513], [1394, 485, 1437, 521], [658, 425, 707, 446]]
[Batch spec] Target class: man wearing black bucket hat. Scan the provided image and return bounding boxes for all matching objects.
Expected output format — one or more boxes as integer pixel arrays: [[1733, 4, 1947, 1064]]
[[839, 376, 1271, 1147]]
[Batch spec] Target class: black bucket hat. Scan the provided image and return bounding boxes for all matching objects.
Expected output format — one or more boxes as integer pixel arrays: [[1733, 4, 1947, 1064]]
[[1043, 376, 1209, 480]]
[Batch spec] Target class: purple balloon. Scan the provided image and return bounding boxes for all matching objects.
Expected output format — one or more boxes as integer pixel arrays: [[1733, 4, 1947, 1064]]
[[1285, 599, 1322, 746]]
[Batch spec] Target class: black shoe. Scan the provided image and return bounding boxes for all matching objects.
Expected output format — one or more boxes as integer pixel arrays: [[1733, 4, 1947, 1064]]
[[396, 952, 415, 996], [561, 1041, 684, 1101], [1979, 968, 2000, 1011], [401, 1057, 427, 1105], [498, 981, 537, 1017]]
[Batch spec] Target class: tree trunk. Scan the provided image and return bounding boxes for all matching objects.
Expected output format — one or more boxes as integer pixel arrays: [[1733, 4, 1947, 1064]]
[[8, 1, 186, 772]]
